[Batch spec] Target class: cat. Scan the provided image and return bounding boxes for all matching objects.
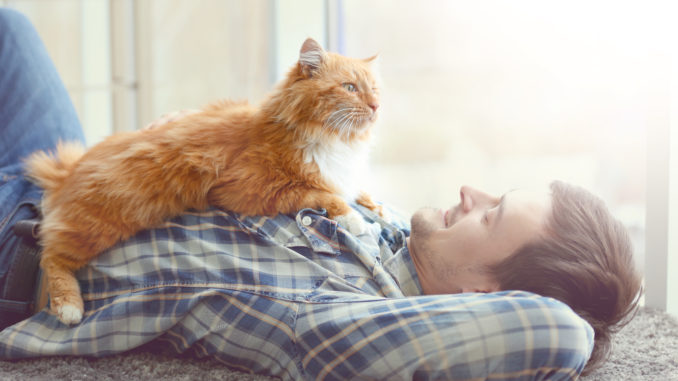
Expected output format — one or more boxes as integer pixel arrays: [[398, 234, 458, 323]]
[[25, 38, 383, 325]]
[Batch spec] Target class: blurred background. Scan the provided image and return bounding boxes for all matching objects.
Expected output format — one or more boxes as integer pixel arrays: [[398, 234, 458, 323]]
[[2, 0, 676, 314]]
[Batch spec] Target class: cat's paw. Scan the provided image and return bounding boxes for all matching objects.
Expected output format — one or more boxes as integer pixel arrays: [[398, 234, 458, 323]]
[[378, 206, 393, 224], [51, 297, 84, 325], [56, 304, 83, 325], [335, 210, 368, 235]]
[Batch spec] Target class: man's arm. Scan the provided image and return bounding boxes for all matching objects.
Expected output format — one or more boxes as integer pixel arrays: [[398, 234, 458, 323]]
[[295, 291, 592, 380]]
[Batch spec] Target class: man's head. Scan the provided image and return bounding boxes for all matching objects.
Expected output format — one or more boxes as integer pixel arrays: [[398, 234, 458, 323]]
[[407, 180, 642, 374], [490, 180, 641, 374], [407, 184, 552, 295]]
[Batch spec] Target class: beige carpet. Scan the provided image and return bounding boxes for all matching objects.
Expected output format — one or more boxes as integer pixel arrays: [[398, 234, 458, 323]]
[[581, 307, 678, 381], [1, 307, 676, 380]]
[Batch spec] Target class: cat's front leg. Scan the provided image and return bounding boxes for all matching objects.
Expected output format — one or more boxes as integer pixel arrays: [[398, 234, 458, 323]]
[[355, 191, 382, 215], [356, 191, 391, 223], [302, 191, 368, 236], [40, 252, 84, 324], [334, 211, 369, 236]]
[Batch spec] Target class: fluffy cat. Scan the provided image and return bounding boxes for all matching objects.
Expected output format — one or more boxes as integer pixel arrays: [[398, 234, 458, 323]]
[[25, 38, 383, 325]]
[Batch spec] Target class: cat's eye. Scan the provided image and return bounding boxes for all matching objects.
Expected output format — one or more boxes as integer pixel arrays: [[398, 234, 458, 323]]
[[342, 83, 357, 92]]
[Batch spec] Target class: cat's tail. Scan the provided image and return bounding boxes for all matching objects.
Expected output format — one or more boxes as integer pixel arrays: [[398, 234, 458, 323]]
[[24, 141, 86, 191]]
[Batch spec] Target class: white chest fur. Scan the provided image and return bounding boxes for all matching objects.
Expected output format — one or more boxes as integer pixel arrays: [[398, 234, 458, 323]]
[[302, 138, 370, 201]]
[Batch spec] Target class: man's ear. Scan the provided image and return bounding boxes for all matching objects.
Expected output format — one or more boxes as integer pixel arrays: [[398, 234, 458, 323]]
[[461, 287, 500, 294], [299, 38, 326, 78], [460, 279, 500, 294]]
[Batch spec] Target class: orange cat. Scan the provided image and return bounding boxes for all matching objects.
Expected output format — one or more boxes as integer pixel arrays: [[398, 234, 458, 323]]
[[25, 38, 382, 325]]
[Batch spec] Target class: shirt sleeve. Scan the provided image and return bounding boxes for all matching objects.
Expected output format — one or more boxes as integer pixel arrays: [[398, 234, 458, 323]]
[[295, 291, 594, 381]]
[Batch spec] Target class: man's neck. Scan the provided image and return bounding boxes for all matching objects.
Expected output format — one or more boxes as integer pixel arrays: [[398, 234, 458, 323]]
[[406, 237, 435, 295]]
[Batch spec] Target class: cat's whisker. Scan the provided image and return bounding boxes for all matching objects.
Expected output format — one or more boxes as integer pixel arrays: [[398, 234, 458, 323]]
[[343, 123, 353, 141], [349, 118, 360, 140], [341, 114, 359, 141], [325, 105, 373, 141], [328, 110, 354, 133], [326, 110, 345, 127], [339, 118, 351, 140], [325, 112, 343, 131], [328, 108, 353, 125], [329, 107, 352, 117], [337, 112, 355, 131]]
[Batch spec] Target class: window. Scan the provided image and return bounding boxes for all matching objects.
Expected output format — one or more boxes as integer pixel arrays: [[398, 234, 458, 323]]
[[336, 0, 675, 313]]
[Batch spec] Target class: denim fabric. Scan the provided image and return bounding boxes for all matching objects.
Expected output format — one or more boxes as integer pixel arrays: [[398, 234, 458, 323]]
[[0, 8, 85, 288]]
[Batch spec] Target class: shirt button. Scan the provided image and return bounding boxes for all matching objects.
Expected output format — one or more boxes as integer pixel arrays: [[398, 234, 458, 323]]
[[301, 216, 313, 226]]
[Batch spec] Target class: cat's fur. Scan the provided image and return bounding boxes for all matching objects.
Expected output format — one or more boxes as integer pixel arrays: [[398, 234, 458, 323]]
[[25, 38, 382, 325]]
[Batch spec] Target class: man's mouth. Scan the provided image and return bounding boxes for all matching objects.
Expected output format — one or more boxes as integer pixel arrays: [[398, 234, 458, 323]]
[[444, 205, 462, 228]]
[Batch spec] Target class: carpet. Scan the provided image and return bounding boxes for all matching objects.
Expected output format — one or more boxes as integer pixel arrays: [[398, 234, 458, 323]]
[[1, 307, 676, 380]]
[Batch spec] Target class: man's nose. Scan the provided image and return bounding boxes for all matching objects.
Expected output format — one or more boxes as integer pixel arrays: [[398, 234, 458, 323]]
[[459, 186, 497, 212]]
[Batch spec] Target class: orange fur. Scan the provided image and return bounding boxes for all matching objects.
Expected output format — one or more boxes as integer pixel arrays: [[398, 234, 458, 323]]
[[24, 38, 382, 324]]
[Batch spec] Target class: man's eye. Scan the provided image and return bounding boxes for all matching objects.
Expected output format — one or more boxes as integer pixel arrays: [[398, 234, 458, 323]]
[[342, 83, 357, 92]]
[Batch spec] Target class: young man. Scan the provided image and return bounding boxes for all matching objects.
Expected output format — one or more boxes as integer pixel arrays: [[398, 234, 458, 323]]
[[0, 8, 640, 380]]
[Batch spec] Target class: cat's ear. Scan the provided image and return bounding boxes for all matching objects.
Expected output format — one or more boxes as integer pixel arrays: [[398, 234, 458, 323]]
[[363, 54, 380, 67], [299, 38, 326, 78], [364, 54, 379, 63]]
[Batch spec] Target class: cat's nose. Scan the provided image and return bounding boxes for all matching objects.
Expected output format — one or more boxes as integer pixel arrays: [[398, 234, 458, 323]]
[[368, 103, 379, 112]]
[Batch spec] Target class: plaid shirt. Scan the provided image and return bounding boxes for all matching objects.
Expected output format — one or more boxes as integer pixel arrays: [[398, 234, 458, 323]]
[[0, 205, 593, 380]]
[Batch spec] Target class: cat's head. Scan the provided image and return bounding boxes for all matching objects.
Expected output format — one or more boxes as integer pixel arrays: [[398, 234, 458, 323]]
[[271, 38, 380, 142]]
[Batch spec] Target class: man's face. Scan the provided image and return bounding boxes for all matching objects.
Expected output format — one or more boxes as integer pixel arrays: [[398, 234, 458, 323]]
[[407, 185, 551, 295]]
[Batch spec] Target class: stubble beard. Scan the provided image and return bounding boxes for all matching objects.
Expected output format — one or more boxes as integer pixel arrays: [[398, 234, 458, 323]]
[[409, 208, 439, 267]]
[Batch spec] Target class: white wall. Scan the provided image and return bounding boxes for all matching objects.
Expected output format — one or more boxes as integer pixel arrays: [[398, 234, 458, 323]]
[[272, 0, 327, 82], [642, 0, 677, 316]]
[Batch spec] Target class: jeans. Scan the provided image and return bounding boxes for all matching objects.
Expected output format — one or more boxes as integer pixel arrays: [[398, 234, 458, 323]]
[[0, 8, 85, 293]]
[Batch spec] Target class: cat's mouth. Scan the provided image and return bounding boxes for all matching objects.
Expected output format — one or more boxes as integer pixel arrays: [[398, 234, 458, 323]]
[[358, 108, 378, 125], [324, 108, 377, 138], [357, 113, 377, 129]]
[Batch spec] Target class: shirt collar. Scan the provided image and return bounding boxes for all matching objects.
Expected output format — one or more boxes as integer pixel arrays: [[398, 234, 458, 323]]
[[383, 241, 423, 296]]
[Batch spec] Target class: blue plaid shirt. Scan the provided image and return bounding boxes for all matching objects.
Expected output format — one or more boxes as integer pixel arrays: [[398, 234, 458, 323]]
[[0, 205, 593, 380]]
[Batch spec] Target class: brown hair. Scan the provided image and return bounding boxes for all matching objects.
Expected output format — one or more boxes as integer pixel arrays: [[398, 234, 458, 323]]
[[490, 180, 642, 375]]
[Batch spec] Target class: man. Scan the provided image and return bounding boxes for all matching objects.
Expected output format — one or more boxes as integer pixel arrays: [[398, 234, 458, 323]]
[[408, 183, 642, 375], [0, 8, 640, 380]]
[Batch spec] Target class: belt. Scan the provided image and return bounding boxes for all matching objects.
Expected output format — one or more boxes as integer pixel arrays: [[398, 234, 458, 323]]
[[0, 218, 43, 329]]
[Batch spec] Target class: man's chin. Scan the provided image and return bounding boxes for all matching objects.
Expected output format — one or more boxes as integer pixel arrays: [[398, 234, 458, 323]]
[[410, 208, 441, 239], [411, 208, 444, 231]]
